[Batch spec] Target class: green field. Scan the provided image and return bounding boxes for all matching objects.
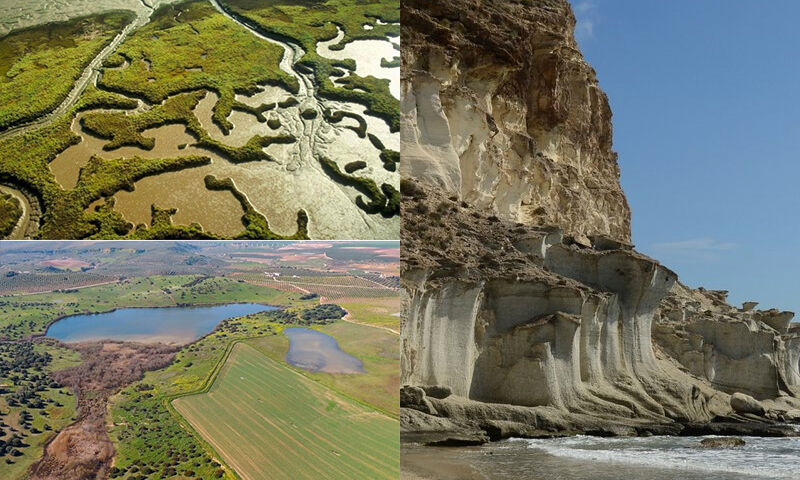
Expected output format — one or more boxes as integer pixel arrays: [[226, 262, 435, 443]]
[[249, 320, 399, 416], [173, 343, 399, 480]]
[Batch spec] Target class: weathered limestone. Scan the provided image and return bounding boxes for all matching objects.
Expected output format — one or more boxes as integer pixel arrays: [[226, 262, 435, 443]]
[[401, 0, 631, 243], [730, 393, 766, 416], [400, 0, 800, 442], [401, 184, 733, 435], [654, 284, 800, 400]]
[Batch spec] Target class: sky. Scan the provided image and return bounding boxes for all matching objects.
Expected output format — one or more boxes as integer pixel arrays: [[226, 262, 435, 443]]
[[569, 1, 800, 315]]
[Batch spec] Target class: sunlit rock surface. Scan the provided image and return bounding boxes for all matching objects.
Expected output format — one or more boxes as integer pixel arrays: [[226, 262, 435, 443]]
[[400, 0, 800, 442]]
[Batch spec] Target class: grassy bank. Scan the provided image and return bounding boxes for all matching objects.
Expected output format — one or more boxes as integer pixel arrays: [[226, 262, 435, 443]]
[[0, 190, 21, 237], [0, 11, 135, 131]]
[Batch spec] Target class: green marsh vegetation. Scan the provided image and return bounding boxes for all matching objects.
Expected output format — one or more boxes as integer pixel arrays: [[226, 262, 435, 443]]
[[325, 109, 367, 138], [319, 156, 399, 217], [0, 11, 134, 131], [220, 0, 400, 131], [80, 90, 298, 163], [0, 0, 398, 239], [0, 191, 21, 237], [99, 1, 298, 135], [0, 84, 234, 240], [367, 132, 398, 171], [0, 85, 302, 239], [204, 175, 309, 239], [380, 56, 400, 68]]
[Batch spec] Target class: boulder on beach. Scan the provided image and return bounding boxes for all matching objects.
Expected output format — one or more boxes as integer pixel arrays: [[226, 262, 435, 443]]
[[699, 437, 745, 448], [730, 392, 767, 416]]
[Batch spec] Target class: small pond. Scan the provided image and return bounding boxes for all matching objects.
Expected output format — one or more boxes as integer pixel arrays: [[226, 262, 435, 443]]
[[284, 327, 365, 374], [46, 303, 274, 344]]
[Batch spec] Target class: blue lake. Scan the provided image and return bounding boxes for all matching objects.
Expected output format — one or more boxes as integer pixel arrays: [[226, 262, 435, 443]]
[[46, 303, 275, 344], [284, 327, 365, 374]]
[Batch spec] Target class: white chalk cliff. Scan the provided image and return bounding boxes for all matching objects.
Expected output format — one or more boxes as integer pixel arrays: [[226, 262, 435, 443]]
[[400, 0, 800, 441]]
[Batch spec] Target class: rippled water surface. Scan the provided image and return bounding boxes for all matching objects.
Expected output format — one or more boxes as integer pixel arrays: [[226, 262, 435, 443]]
[[402, 435, 800, 480]]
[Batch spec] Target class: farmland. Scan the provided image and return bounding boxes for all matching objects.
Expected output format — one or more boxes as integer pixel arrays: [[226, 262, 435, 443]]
[[0, 241, 399, 479], [239, 273, 401, 302], [172, 343, 399, 480], [106, 297, 397, 480]]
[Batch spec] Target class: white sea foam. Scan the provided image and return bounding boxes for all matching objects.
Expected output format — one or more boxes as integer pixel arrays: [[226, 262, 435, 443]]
[[524, 435, 800, 479]]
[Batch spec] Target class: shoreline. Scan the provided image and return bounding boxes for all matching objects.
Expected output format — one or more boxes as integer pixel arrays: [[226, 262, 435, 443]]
[[401, 435, 800, 480], [28, 301, 285, 344]]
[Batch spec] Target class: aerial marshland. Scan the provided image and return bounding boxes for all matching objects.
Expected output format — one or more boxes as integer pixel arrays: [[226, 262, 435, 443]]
[[0, 0, 400, 239], [0, 241, 400, 479]]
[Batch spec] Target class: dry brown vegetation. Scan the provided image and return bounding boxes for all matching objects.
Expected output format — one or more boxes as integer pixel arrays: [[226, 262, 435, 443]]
[[29, 342, 177, 480]]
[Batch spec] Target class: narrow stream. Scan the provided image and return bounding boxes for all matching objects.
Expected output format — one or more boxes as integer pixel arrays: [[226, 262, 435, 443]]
[[206, 0, 324, 175]]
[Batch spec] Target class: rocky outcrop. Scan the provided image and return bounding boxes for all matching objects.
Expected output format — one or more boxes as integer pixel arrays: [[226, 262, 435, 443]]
[[401, 0, 631, 243], [400, 0, 800, 443], [699, 437, 745, 448], [730, 393, 766, 415], [653, 285, 800, 400], [401, 185, 737, 436]]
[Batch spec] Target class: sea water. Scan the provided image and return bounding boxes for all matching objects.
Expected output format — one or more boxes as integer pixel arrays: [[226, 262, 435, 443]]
[[402, 435, 800, 480]]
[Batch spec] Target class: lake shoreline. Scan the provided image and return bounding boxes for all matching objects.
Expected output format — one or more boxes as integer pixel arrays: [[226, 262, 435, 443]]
[[39, 301, 285, 345]]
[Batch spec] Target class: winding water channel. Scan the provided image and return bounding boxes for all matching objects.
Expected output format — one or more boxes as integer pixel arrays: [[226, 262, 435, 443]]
[[1, 0, 400, 238]]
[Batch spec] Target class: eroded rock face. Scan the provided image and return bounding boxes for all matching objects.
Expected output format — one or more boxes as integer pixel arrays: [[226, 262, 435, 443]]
[[401, 185, 729, 432], [400, 0, 800, 440], [401, 0, 631, 243], [654, 285, 800, 400]]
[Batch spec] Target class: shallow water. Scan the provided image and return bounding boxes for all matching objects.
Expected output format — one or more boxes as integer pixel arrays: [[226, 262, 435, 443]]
[[46, 303, 274, 344], [284, 327, 364, 374], [111, 162, 246, 237], [317, 29, 400, 100], [402, 435, 800, 480], [50, 114, 214, 189]]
